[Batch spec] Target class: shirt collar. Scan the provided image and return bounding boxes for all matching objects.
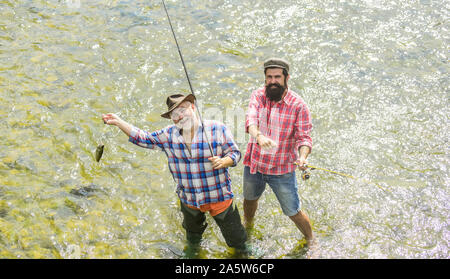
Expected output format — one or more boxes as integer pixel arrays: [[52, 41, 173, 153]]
[[281, 89, 294, 105]]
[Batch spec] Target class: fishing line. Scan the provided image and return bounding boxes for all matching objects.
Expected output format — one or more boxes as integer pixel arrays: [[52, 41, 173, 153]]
[[298, 163, 440, 252], [161, 0, 215, 156], [86, 105, 121, 162]]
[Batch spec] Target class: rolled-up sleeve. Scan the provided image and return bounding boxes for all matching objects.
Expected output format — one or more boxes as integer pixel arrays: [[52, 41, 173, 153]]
[[128, 125, 167, 151], [294, 103, 312, 151], [245, 90, 260, 133], [221, 124, 241, 167]]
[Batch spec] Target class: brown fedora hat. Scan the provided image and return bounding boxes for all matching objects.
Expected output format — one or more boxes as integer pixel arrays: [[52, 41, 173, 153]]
[[161, 93, 196, 119]]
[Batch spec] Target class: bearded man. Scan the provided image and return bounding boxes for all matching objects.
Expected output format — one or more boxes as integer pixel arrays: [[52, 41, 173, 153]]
[[102, 94, 247, 253], [243, 58, 315, 247]]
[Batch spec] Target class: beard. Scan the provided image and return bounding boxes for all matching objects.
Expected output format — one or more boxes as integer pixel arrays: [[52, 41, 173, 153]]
[[175, 117, 194, 131], [265, 83, 286, 102]]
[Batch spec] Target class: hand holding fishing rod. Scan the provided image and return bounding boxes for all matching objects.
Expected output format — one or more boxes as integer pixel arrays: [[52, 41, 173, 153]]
[[294, 160, 310, 180], [294, 145, 310, 173]]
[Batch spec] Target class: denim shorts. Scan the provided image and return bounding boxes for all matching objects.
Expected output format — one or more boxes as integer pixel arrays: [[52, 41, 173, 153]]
[[243, 166, 300, 216]]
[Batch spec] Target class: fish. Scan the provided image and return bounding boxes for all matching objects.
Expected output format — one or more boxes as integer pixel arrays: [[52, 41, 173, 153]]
[[95, 144, 104, 162]]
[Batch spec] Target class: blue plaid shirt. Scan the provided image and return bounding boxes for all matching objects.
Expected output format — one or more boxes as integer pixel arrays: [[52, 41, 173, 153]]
[[129, 120, 241, 208]]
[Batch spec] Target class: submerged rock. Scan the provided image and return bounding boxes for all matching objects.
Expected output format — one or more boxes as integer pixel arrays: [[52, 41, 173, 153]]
[[0, 201, 9, 218], [69, 184, 103, 197]]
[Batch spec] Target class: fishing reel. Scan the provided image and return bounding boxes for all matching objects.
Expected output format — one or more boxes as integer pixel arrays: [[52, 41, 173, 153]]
[[295, 163, 312, 180], [301, 170, 311, 180]]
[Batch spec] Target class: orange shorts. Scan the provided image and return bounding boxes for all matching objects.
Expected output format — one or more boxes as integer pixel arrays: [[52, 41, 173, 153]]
[[186, 199, 233, 217]]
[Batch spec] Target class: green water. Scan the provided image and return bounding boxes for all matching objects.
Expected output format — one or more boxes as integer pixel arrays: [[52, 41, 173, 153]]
[[0, 0, 448, 258]]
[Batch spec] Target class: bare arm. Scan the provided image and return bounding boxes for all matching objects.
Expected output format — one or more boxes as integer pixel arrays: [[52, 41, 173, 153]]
[[296, 145, 311, 170], [102, 113, 132, 137]]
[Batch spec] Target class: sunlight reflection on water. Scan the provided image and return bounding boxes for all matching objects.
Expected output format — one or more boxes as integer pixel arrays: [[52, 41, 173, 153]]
[[0, 0, 448, 258]]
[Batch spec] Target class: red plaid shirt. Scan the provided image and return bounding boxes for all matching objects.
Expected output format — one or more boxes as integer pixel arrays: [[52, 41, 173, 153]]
[[244, 87, 312, 175]]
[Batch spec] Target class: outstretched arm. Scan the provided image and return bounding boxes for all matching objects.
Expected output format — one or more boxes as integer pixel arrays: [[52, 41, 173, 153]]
[[102, 113, 166, 150], [102, 113, 132, 137]]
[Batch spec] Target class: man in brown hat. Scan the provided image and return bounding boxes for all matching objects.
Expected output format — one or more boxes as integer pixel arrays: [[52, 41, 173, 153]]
[[243, 58, 316, 248], [102, 94, 247, 255]]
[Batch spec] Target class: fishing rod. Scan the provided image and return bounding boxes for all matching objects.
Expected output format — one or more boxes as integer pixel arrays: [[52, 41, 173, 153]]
[[297, 163, 391, 194], [161, 0, 215, 157]]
